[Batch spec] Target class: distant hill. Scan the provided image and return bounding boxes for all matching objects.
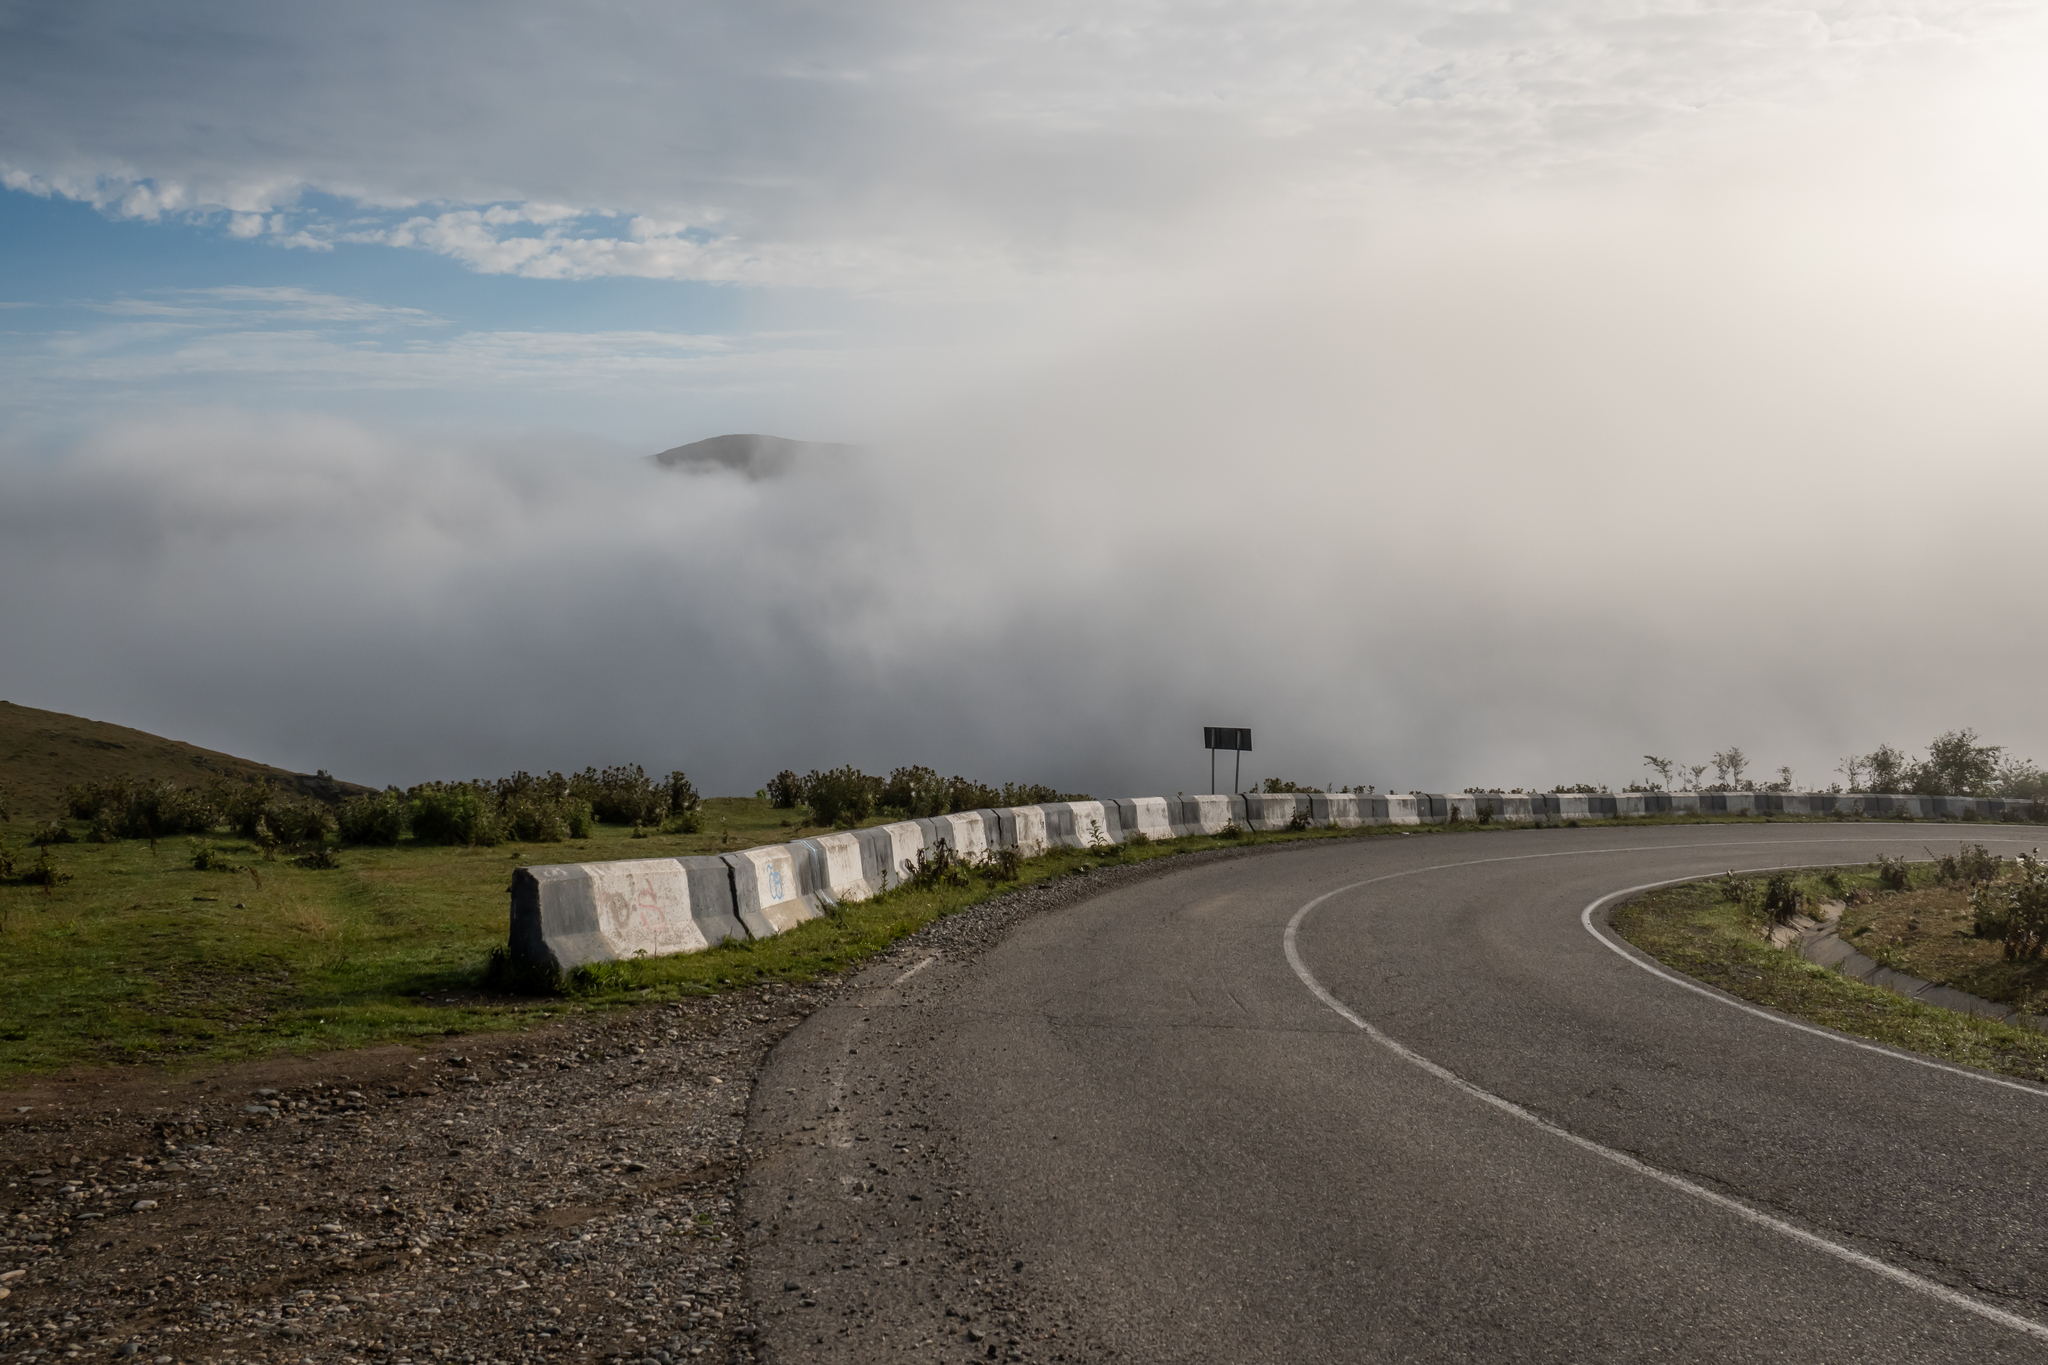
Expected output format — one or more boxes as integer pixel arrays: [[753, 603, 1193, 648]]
[[0, 700, 373, 822], [651, 433, 863, 480]]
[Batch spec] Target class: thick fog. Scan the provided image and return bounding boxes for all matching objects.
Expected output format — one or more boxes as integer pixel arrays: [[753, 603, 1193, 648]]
[[2, 3, 2046, 794]]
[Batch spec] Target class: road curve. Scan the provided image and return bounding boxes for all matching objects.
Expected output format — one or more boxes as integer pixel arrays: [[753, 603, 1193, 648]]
[[741, 824, 2048, 1363]]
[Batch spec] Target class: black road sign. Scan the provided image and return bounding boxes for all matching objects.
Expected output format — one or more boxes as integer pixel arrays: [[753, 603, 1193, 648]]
[[1204, 726, 1252, 752]]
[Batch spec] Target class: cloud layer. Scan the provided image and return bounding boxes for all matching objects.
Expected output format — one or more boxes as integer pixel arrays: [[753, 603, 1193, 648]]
[[5, 1, 2039, 290]]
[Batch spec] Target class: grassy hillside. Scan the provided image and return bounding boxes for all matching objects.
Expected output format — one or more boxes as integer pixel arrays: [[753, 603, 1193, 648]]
[[0, 700, 371, 822]]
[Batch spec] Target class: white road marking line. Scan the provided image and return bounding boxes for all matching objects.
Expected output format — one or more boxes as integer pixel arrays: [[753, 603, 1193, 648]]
[[1282, 850, 2048, 1344], [1579, 873, 2048, 1099], [891, 955, 938, 987]]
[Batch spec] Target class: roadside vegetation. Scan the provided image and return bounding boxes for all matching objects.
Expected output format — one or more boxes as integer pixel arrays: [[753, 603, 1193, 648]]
[[1611, 854, 2048, 1084]]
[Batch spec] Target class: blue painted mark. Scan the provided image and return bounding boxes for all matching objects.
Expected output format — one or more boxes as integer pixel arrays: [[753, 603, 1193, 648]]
[[767, 861, 786, 902]]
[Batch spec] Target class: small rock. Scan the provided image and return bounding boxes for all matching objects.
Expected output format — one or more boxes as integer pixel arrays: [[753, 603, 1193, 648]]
[[317, 1223, 344, 1234], [131, 1200, 158, 1212], [783, 1282, 799, 1293], [115, 1345, 142, 1357]]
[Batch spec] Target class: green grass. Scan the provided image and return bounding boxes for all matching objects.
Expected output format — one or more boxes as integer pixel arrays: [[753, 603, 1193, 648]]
[[1611, 869, 2048, 1084]]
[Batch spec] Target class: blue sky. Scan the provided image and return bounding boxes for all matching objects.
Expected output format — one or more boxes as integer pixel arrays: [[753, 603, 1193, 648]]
[[3, 1, 2047, 794]]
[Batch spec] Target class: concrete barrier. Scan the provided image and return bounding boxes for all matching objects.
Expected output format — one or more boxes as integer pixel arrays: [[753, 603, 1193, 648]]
[[1037, 800, 1120, 849], [917, 811, 995, 859], [792, 831, 883, 904], [996, 806, 1052, 857], [723, 844, 830, 937], [1110, 796, 1177, 842], [852, 820, 926, 893], [509, 856, 746, 972], [1310, 793, 1363, 828], [1172, 794, 1246, 836], [1243, 793, 1311, 832], [510, 784, 2048, 970]]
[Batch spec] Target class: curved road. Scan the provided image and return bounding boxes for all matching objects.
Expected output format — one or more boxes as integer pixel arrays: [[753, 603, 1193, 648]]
[[742, 824, 2048, 1363]]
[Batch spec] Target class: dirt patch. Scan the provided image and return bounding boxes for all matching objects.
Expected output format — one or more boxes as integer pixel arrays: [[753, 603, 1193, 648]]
[[0, 988, 823, 1365]]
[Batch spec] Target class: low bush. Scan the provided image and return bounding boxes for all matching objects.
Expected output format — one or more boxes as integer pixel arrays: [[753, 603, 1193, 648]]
[[408, 785, 501, 847], [766, 769, 807, 810], [294, 846, 342, 870], [976, 846, 1023, 882], [1216, 822, 1246, 840], [28, 822, 74, 848], [1760, 872, 1801, 924], [1972, 855, 2048, 960], [1287, 810, 1314, 832], [1876, 855, 1912, 891], [902, 841, 970, 890], [1932, 843, 2001, 886], [806, 766, 880, 828], [20, 847, 70, 887], [189, 840, 239, 872], [882, 765, 948, 818], [338, 789, 408, 845]]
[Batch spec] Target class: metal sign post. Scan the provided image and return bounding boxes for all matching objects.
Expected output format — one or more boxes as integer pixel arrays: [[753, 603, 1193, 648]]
[[1203, 726, 1252, 794]]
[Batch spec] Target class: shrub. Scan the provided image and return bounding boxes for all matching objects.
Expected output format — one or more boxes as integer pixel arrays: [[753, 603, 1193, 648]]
[[1262, 778, 1314, 793], [1287, 810, 1314, 832], [1972, 855, 2048, 960], [902, 841, 969, 890], [21, 847, 70, 887], [945, 776, 1002, 814], [219, 780, 280, 838], [273, 801, 334, 846], [338, 789, 408, 846], [976, 846, 1023, 882], [189, 840, 239, 872], [123, 781, 219, 838], [568, 765, 670, 826], [1124, 831, 1153, 848], [408, 785, 501, 846], [294, 846, 342, 870], [28, 822, 74, 848], [87, 808, 121, 844], [501, 796, 568, 843], [566, 800, 595, 839], [666, 771, 701, 828], [0, 842, 13, 878], [1932, 843, 2000, 886], [882, 765, 947, 817], [806, 766, 880, 828], [1760, 873, 1801, 924], [1216, 822, 1245, 839], [1875, 855, 1912, 891], [766, 769, 807, 810], [66, 777, 130, 820]]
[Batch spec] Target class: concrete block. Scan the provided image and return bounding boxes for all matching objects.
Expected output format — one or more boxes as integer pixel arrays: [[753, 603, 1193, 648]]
[[1469, 793, 1533, 823], [853, 821, 925, 894], [1040, 800, 1121, 848], [1242, 793, 1311, 832], [996, 806, 1051, 857], [1110, 797, 1177, 842], [723, 844, 829, 938], [509, 856, 743, 972], [1310, 793, 1362, 828], [917, 811, 992, 859], [1172, 795, 1246, 836], [1441, 794, 1483, 823], [792, 831, 880, 904], [1383, 794, 1423, 826]]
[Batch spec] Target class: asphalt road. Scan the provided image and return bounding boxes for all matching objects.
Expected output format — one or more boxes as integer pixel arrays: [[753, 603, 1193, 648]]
[[742, 824, 2048, 1363]]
